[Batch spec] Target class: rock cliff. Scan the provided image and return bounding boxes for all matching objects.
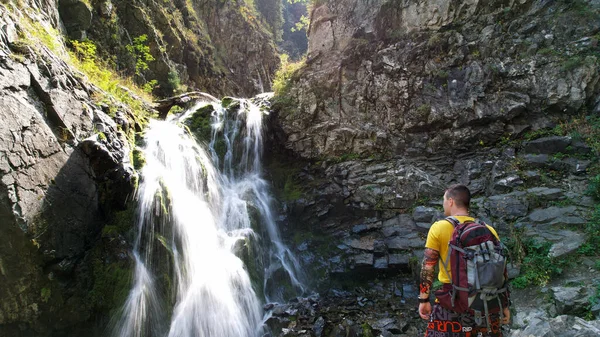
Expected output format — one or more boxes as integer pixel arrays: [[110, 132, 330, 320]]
[[274, 0, 600, 159]]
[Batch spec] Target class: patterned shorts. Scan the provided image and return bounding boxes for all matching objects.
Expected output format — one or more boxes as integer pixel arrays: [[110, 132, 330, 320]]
[[424, 303, 503, 337]]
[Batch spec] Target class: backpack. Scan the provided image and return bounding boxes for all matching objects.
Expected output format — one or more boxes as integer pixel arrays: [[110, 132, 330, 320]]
[[435, 216, 510, 329]]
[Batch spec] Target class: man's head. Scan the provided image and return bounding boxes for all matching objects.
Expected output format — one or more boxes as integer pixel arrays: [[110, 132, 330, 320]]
[[443, 184, 471, 216]]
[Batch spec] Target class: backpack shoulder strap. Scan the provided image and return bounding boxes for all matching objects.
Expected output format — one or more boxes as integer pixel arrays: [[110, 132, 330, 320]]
[[445, 216, 460, 227]]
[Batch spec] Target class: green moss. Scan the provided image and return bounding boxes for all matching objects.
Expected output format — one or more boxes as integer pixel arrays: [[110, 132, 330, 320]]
[[184, 104, 215, 143], [40, 287, 51, 303], [416, 104, 431, 117], [132, 148, 146, 170], [562, 56, 584, 71], [361, 323, 374, 337], [104, 206, 136, 236], [283, 176, 303, 201], [88, 258, 132, 313]]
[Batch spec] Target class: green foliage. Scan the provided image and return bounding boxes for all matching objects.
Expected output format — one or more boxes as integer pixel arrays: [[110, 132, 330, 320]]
[[361, 323, 374, 337], [523, 125, 565, 141], [40, 287, 51, 303], [167, 70, 182, 95], [126, 35, 155, 75], [584, 282, 600, 320], [578, 205, 600, 256], [291, 14, 310, 33], [562, 56, 584, 72], [143, 79, 158, 93], [67, 39, 153, 122], [273, 54, 305, 96], [588, 175, 600, 201], [511, 239, 564, 289]]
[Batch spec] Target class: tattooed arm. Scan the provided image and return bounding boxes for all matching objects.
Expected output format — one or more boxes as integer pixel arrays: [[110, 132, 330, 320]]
[[419, 248, 440, 299], [418, 248, 440, 320]]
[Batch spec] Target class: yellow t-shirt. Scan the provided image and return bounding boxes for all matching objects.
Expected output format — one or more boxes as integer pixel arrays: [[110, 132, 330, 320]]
[[425, 216, 500, 284]]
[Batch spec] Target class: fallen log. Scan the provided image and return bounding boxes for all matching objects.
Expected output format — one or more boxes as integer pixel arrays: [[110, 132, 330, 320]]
[[152, 91, 219, 119]]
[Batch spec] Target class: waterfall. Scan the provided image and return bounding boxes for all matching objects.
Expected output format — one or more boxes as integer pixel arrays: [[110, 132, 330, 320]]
[[113, 95, 304, 337]]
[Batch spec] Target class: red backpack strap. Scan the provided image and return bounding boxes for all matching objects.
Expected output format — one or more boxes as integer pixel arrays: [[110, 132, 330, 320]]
[[440, 216, 466, 283]]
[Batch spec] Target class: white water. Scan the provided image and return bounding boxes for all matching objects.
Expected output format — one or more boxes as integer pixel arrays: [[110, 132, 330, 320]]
[[114, 96, 304, 337]]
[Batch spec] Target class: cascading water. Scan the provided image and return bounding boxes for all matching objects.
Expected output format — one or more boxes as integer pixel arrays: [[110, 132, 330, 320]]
[[113, 94, 304, 337]]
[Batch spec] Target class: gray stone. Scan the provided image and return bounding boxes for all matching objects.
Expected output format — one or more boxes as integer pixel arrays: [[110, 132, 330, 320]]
[[549, 215, 587, 227], [313, 317, 325, 337], [528, 206, 578, 224], [525, 187, 564, 201], [385, 235, 424, 251], [552, 286, 590, 315], [493, 175, 523, 193], [345, 236, 376, 251], [388, 254, 410, 267], [521, 154, 549, 167], [508, 315, 600, 337], [412, 206, 438, 223], [484, 192, 528, 220], [373, 256, 388, 269], [548, 232, 586, 257], [59, 0, 93, 32], [415, 222, 432, 232], [353, 253, 374, 266], [522, 136, 572, 155]]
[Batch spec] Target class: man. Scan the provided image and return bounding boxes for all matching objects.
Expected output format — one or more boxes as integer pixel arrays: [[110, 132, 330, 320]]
[[418, 184, 510, 337]]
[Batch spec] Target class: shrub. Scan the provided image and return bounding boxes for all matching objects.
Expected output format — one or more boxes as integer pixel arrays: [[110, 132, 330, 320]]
[[126, 34, 155, 75], [511, 238, 564, 289]]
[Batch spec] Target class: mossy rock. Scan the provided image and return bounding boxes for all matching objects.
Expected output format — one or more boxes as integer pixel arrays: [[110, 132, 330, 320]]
[[184, 103, 215, 142]]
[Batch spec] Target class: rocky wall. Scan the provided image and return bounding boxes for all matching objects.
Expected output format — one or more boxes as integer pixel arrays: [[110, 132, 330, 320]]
[[0, 3, 140, 335], [274, 0, 600, 159]]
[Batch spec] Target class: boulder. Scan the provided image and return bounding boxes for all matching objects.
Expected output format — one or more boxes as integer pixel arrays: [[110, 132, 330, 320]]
[[552, 286, 591, 316]]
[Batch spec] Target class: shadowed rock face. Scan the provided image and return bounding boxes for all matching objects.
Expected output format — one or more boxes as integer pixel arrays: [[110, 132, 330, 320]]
[[0, 4, 137, 334], [274, 0, 600, 159]]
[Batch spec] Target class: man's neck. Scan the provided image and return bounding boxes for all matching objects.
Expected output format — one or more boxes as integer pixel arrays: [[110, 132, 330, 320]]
[[451, 210, 470, 217]]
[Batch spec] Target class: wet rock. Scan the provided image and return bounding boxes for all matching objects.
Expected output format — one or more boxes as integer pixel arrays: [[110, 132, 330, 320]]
[[313, 317, 325, 337]]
